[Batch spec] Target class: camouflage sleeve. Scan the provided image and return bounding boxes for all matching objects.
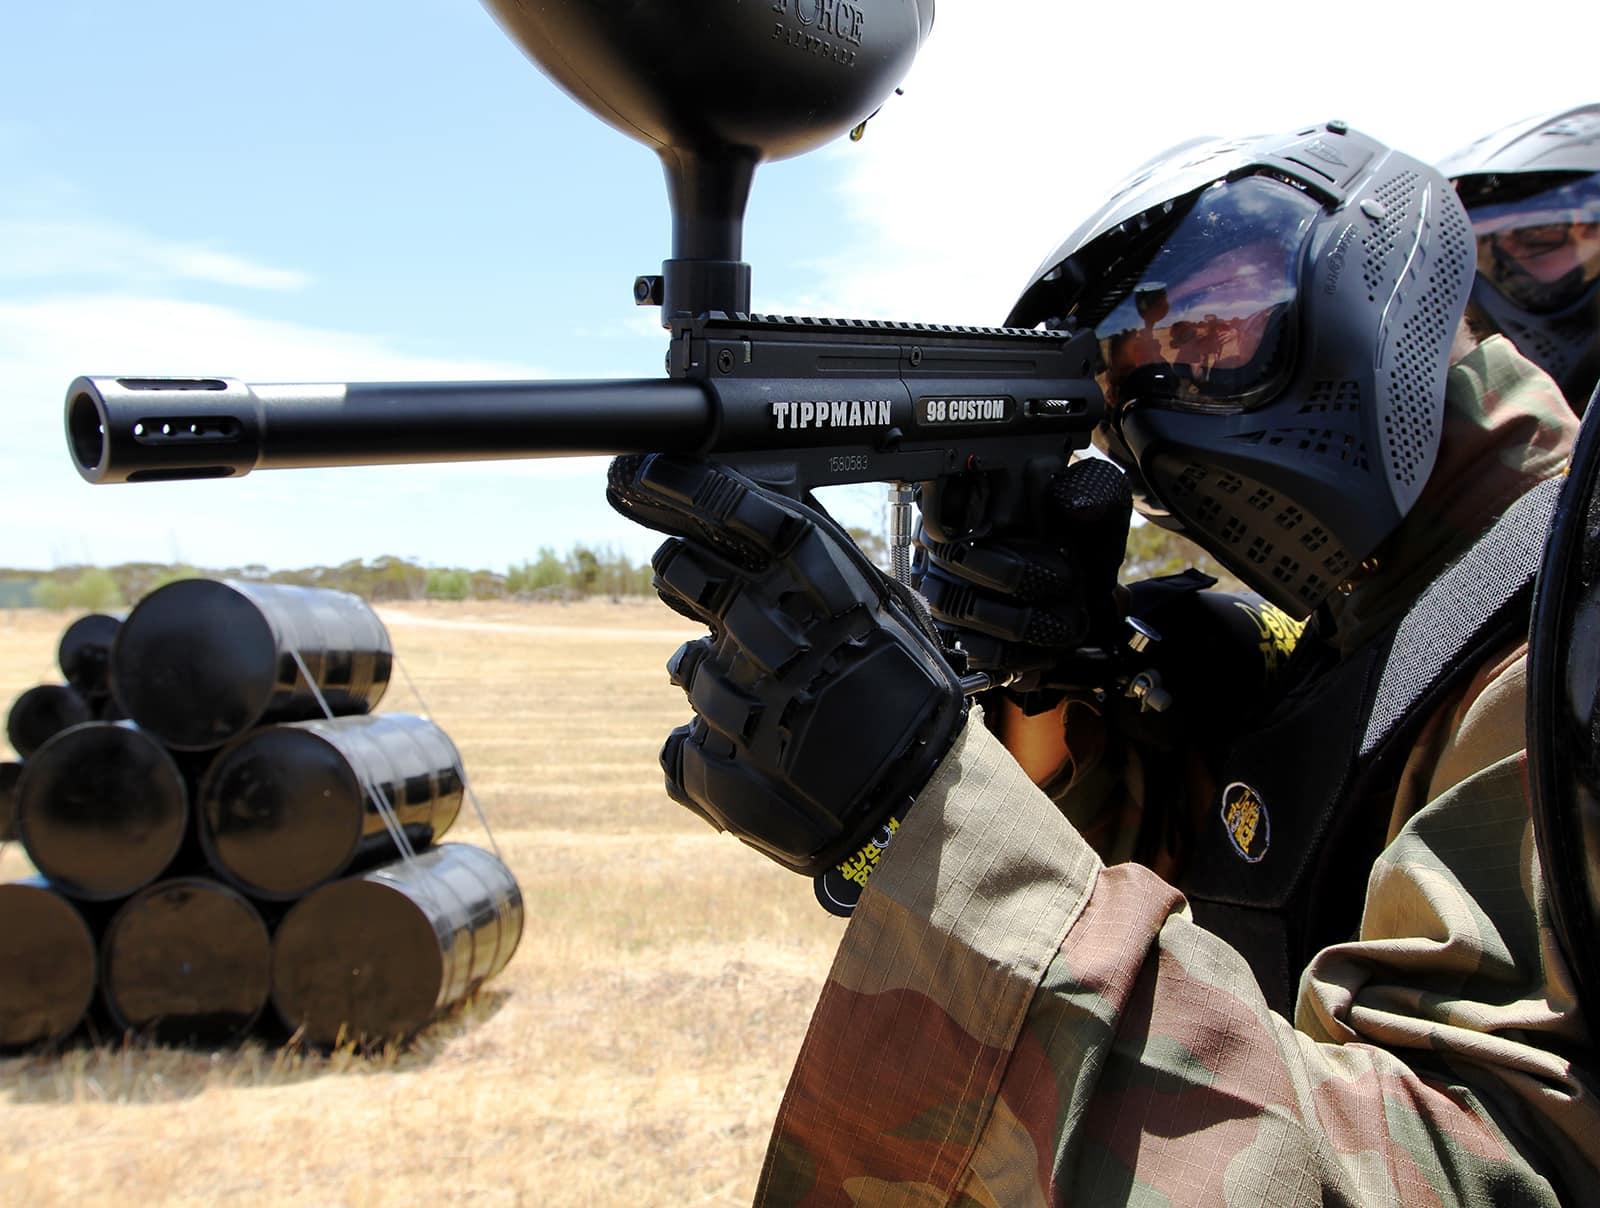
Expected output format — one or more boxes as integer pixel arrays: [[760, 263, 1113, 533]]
[[756, 681, 1599, 1205]]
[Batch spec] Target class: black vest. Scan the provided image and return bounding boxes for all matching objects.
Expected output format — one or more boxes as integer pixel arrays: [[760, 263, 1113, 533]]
[[1176, 477, 1561, 1015]]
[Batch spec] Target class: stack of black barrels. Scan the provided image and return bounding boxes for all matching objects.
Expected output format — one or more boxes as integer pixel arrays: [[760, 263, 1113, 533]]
[[0, 580, 522, 1053]]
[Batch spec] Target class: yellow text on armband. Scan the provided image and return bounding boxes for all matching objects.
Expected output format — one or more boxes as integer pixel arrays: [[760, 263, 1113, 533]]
[[836, 816, 902, 888]]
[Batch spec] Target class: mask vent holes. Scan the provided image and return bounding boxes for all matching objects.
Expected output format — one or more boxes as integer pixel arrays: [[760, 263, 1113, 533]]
[[1382, 200, 1471, 490], [1505, 316, 1566, 375], [1362, 172, 1420, 299], [1301, 381, 1362, 413]]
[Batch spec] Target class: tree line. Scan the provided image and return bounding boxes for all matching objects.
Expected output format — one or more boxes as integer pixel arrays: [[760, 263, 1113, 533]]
[[0, 526, 1240, 611], [0, 545, 659, 610]]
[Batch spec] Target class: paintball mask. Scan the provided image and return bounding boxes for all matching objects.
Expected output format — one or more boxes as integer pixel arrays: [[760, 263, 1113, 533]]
[[1441, 104, 1600, 411], [1009, 123, 1475, 617]]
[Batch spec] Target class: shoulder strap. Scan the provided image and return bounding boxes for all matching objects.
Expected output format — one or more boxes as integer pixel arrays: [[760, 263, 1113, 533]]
[[1360, 474, 1562, 759], [1182, 476, 1562, 1014]]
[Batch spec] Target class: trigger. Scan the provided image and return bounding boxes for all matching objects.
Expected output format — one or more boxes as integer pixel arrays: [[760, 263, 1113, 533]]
[[924, 472, 994, 544]]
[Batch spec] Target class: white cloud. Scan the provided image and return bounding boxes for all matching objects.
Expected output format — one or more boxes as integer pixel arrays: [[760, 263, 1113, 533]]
[[790, 0, 1597, 326], [0, 219, 310, 292]]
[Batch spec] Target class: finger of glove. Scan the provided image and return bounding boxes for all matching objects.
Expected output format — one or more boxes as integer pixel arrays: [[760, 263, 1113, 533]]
[[653, 512, 857, 678], [1047, 459, 1133, 583], [667, 637, 767, 745], [607, 454, 805, 572], [672, 722, 834, 868], [948, 630, 1056, 674], [652, 538, 741, 629], [917, 529, 1077, 602], [657, 539, 818, 676], [659, 721, 720, 830], [920, 567, 1089, 648]]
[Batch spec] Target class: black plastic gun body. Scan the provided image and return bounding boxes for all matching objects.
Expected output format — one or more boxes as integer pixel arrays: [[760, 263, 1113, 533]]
[[68, 314, 1103, 550]]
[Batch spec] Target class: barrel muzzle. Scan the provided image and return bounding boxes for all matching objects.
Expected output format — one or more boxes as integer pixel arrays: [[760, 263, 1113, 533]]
[[66, 376, 263, 485]]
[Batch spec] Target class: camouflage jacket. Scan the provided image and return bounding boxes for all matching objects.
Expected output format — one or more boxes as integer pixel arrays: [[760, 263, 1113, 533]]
[[757, 337, 1596, 1206]]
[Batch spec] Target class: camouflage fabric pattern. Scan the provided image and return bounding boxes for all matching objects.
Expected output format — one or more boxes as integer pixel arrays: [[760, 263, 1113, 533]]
[[754, 339, 1595, 1205], [1325, 334, 1574, 654]]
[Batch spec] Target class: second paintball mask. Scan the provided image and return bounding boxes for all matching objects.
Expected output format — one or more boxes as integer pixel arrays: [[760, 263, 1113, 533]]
[[1440, 104, 1600, 411], [1009, 123, 1475, 617]]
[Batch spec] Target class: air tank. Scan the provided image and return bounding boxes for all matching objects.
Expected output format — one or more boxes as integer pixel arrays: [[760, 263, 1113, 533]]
[[272, 844, 523, 1046], [0, 880, 97, 1049], [198, 713, 463, 900], [57, 612, 123, 699], [6, 683, 92, 758], [16, 722, 189, 900], [100, 877, 271, 1046], [111, 579, 392, 750]]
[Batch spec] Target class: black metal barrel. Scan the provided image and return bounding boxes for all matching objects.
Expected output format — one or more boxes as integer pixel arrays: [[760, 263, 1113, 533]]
[[58, 612, 123, 698], [0, 880, 97, 1049], [6, 683, 92, 758], [101, 877, 271, 1046], [198, 713, 463, 900], [16, 722, 189, 901], [67, 375, 711, 484], [112, 579, 393, 751], [0, 761, 19, 841], [272, 844, 523, 1046]]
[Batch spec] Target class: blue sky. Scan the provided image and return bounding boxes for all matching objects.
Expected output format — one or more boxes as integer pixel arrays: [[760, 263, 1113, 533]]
[[2, 0, 1592, 571]]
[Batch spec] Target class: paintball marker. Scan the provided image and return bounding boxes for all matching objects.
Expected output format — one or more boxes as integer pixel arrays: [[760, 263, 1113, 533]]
[[63, 0, 1107, 692]]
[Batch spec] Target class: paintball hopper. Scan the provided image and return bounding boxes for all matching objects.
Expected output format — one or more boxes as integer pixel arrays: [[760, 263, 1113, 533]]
[[478, 0, 934, 317]]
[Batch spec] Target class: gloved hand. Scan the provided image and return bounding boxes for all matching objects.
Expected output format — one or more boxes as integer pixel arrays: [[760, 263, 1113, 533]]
[[606, 454, 967, 876], [915, 457, 1134, 684]]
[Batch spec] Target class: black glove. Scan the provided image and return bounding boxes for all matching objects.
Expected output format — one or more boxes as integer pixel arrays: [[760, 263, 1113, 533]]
[[606, 454, 966, 876], [915, 458, 1133, 682]]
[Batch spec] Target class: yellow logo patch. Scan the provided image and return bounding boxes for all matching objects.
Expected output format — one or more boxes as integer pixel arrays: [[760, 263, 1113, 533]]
[[1220, 782, 1271, 862], [1232, 600, 1306, 676]]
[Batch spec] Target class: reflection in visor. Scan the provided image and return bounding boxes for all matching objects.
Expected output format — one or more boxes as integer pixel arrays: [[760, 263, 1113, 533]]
[[1092, 177, 1320, 413], [1469, 171, 1600, 314]]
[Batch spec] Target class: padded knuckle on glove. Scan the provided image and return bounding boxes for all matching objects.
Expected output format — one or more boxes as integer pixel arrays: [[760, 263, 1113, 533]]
[[666, 638, 712, 690], [720, 593, 810, 676], [687, 661, 763, 743], [659, 722, 715, 828], [920, 538, 1027, 596], [923, 573, 1088, 648], [787, 526, 874, 617], [633, 453, 712, 511], [724, 485, 804, 556], [653, 540, 736, 620], [919, 532, 1075, 604]]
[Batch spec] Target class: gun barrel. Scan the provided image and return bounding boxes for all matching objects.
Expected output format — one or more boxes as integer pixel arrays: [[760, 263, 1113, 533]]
[[67, 375, 714, 484]]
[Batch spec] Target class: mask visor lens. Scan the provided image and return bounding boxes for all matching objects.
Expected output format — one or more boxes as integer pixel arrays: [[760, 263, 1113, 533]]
[[1471, 170, 1600, 314], [1094, 176, 1319, 413]]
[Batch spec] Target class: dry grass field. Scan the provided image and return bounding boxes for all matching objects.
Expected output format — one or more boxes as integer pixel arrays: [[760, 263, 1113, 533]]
[[0, 601, 846, 1206]]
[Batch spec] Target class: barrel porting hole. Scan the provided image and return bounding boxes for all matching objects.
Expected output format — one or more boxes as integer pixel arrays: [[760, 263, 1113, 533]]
[[69, 392, 106, 472]]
